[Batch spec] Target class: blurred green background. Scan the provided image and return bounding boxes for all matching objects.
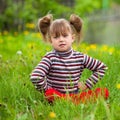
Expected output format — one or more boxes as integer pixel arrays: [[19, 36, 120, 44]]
[[0, 0, 120, 45]]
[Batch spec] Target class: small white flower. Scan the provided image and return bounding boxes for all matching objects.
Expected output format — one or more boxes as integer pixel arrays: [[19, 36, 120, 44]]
[[33, 100, 37, 104], [16, 50, 22, 55]]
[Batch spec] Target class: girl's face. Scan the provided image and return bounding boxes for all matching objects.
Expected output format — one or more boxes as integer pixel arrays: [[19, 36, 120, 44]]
[[49, 19, 74, 52], [50, 32, 74, 52]]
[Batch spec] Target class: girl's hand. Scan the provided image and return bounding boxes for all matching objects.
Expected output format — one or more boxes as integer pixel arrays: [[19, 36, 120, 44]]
[[78, 81, 87, 91]]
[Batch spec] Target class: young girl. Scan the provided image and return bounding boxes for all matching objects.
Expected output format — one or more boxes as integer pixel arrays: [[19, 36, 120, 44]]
[[30, 14, 109, 104]]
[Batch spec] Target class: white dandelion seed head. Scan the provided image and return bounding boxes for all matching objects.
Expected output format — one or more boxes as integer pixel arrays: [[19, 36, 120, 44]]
[[16, 50, 22, 55]]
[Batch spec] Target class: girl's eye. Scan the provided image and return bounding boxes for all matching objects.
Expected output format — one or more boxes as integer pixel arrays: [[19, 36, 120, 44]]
[[53, 36, 58, 39], [63, 34, 68, 37], [64, 35, 68, 37]]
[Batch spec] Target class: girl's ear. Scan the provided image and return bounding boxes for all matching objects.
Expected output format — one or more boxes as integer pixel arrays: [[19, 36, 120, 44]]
[[72, 34, 75, 42]]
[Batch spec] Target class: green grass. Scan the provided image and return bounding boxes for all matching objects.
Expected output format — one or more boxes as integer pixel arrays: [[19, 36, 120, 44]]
[[0, 32, 120, 120]]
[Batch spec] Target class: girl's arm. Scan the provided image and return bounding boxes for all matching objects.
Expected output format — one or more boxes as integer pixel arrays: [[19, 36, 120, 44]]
[[78, 81, 87, 91], [83, 54, 108, 89], [30, 56, 51, 92]]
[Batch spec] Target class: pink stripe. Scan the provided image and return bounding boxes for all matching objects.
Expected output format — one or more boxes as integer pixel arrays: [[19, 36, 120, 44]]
[[32, 73, 40, 76], [50, 70, 80, 74], [36, 67, 46, 74], [86, 56, 90, 66], [52, 63, 83, 67], [40, 61, 50, 67], [45, 55, 84, 60], [47, 76, 79, 82], [90, 59, 96, 70]]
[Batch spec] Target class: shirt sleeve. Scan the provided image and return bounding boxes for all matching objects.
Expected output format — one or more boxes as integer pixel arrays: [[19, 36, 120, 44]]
[[30, 56, 51, 92], [83, 54, 108, 89]]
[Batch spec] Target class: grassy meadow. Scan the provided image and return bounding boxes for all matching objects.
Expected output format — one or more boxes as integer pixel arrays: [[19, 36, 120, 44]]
[[0, 31, 120, 120]]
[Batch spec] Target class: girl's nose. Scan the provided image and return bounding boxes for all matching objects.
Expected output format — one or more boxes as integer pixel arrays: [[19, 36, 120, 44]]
[[59, 36, 64, 42]]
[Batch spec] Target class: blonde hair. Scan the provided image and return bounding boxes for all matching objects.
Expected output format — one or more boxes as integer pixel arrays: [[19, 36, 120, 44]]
[[38, 14, 83, 43]]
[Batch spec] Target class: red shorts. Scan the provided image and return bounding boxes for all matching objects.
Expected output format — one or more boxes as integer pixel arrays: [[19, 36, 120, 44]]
[[45, 88, 109, 104]]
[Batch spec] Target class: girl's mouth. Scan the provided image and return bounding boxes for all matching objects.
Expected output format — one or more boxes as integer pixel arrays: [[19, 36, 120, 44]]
[[59, 44, 66, 47]]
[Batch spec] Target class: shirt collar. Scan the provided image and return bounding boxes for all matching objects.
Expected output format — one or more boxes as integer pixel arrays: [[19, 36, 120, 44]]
[[54, 48, 73, 58]]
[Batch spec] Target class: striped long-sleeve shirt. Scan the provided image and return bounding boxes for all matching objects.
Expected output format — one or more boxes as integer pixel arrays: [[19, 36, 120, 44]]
[[30, 48, 107, 93]]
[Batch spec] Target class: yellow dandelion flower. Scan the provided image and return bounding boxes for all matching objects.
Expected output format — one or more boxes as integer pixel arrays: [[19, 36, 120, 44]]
[[81, 43, 87, 49], [101, 45, 108, 52], [36, 32, 41, 38], [86, 46, 90, 51], [116, 84, 120, 89], [90, 44, 97, 50], [26, 23, 35, 29], [49, 112, 56, 118], [27, 43, 35, 49], [23, 31, 29, 35], [108, 47, 115, 55], [73, 45, 77, 50]]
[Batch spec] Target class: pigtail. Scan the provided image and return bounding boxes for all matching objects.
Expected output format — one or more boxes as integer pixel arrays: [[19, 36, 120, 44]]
[[38, 14, 53, 42], [69, 14, 83, 42]]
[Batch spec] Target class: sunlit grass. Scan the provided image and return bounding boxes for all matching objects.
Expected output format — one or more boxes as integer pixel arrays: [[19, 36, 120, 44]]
[[0, 32, 120, 120]]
